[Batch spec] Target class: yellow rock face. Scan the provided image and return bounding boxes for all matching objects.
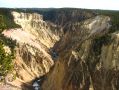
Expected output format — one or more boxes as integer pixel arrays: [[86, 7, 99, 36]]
[[3, 10, 119, 90]]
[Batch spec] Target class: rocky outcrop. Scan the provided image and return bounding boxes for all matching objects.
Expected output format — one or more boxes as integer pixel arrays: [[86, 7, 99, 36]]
[[41, 15, 119, 90], [2, 11, 61, 89], [53, 16, 110, 53], [12, 11, 60, 48], [2, 10, 119, 90]]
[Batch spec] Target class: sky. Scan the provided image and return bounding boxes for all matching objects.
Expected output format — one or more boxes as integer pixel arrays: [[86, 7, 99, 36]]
[[0, 0, 119, 10]]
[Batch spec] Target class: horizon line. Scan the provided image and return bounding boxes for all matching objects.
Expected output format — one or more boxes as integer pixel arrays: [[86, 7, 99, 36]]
[[0, 7, 119, 11]]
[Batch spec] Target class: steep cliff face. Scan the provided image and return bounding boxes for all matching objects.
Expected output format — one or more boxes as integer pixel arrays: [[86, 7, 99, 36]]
[[1, 10, 119, 90], [12, 11, 60, 48], [2, 11, 61, 89], [53, 16, 110, 53], [41, 15, 119, 90]]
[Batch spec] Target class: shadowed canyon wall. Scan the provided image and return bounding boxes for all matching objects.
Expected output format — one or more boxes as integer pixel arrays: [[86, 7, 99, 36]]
[[1, 9, 119, 90]]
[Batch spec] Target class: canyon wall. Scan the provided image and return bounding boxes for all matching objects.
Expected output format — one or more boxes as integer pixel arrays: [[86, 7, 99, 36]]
[[42, 15, 119, 90], [2, 11, 61, 89], [1, 10, 119, 90]]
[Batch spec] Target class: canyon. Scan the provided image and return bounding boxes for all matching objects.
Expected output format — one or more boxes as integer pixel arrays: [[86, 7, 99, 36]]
[[1, 9, 119, 90]]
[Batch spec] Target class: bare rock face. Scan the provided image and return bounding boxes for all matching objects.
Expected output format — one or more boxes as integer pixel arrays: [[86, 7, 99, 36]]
[[41, 15, 119, 90], [53, 15, 110, 54], [2, 11, 61, 89], [2, 10, 119, 90], [12, 11, 60, 48]]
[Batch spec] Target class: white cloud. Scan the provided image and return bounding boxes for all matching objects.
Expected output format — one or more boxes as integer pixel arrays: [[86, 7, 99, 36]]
[[0, 0, 119, 10]]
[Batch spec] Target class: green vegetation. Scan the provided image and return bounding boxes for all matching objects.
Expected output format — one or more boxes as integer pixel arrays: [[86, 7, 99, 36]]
[[0, 34, 16, 76], [95, 10, 119, 33], [0, 8, 20, 30], [0, 42, 13, 76], [0, 8, 17, 76]]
